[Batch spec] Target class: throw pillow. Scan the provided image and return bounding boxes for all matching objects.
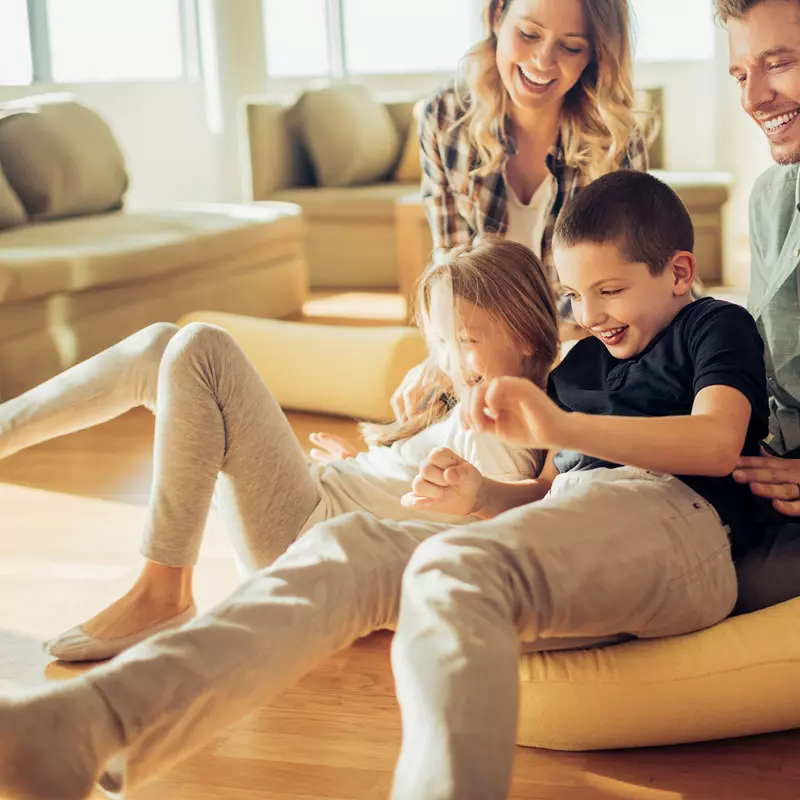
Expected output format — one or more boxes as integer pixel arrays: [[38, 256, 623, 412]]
[[294, 84, 401, 188], [0, 93, 128, 220]]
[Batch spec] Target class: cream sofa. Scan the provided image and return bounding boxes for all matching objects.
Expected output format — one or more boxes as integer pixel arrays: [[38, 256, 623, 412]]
[[243, 85, 732, 289], [0, 94, 308, 401]]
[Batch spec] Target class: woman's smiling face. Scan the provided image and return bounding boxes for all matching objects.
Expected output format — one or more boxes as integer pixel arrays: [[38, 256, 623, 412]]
[[494, 0, 592, 114]]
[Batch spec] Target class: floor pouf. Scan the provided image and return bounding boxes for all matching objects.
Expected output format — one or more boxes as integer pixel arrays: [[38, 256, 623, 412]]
[[517, 597, 800, 750], [177, 311, 426, 421]]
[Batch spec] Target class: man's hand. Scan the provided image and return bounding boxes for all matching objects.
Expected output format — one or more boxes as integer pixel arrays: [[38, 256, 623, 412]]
[[460, 377, 569, 449], [733, 453, 800, 516], [401, 447, 486, 517], [309, 432, 359, 462]]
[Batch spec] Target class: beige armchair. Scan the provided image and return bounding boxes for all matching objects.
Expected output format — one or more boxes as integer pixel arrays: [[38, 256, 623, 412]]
[[243, 93, 421, 290]]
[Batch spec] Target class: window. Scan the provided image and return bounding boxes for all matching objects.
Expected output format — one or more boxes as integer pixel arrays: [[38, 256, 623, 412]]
[[342, 0, 473, 74], [633, 0, 715, 62], [46, 0, 185, 82], [0, 0, 192, 85], [263, 0, 331, 77], [0, 0, 34, 85], [262, 0, 475, 78]]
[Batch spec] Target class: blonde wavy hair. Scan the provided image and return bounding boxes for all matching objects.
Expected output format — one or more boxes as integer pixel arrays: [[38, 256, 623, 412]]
[[361, 236, 559, 457], [458, 0, 647, 180]]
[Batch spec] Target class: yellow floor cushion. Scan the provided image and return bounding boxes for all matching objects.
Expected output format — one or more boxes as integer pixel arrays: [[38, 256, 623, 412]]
[[517, 597, 800, 750], [177, 311, 426, 422]]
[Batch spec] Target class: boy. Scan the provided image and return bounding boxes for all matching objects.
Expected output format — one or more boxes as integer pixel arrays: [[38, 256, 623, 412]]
[[389, 171, 773, 798], [0, 173, 772, 800]]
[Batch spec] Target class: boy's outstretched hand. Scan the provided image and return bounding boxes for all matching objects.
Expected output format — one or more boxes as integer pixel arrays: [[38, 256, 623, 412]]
[[402, 447, 486, 517], [460, 377, 567, 449]]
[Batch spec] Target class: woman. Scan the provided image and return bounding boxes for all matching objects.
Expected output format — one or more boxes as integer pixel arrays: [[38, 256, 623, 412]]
[[393, 0, 650, 420]]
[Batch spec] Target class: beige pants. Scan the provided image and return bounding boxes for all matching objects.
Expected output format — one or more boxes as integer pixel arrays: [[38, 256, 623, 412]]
[[1, 324, 737, 797], [83, 466, 736, 799]]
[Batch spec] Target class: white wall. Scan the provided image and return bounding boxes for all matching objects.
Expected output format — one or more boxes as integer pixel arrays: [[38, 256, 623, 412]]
[[0, 81, 220, 210], [635, 61, 718, 171], [198, 0, 267, 201]]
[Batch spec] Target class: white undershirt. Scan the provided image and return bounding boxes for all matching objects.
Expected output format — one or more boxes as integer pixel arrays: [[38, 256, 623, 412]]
[[503, 169, 557, 259]]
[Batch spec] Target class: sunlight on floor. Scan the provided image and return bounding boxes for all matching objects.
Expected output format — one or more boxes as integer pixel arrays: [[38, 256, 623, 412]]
[[0, 483, 239, 668], [303, 291, 408, 322]]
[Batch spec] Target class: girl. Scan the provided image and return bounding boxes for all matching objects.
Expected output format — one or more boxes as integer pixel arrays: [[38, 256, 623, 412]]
[[0, 237, 562, 799], [0, 237, 558, 662], [393, 0, 651, 420]]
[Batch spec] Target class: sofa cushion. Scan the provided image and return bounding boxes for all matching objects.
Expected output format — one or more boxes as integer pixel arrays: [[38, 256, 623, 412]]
[[0, 93, 128, 220], [294, 85, 401, 188], [0, 160, 26, 230], [0, 201, 304, 306]]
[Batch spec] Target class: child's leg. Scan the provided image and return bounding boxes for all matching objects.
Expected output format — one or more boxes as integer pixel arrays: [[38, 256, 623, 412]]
[[140, 323, 320, 573], [49, 323, 323, 657], [390, 469, 737, 800], [0, 323, 178, 460], [0, 513, 443, 800]]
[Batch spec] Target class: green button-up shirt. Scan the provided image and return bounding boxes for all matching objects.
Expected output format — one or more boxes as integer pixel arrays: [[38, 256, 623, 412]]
[[749, 164, 800, 454]]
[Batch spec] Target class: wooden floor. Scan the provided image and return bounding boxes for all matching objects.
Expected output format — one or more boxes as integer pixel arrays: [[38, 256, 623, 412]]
[[2, 412, 800, 800]]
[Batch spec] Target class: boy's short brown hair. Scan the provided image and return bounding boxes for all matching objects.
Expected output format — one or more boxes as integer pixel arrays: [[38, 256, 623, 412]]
[[553, 171, 694, 277]]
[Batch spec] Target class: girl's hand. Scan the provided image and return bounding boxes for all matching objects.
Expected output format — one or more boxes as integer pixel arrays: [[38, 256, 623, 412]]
[[461, 377, 569, 450], [391, 360, 452, 422], [401, 447, 485, 517], [309, 432, 359, 462]]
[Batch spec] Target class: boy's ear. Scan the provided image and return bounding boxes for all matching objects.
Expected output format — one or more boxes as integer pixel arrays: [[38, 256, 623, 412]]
[[669, 251, 696, 297]]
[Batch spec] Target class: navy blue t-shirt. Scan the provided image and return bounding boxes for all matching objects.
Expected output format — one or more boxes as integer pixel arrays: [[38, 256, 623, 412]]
[[547, 297, 772, 557]]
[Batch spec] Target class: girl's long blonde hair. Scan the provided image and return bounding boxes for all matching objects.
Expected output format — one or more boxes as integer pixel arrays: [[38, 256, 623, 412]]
[[458, 0, 647, 180], [361, 236, 559, 451]]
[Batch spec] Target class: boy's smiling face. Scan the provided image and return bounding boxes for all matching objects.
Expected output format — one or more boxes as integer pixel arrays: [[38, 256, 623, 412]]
[[554, 241, 695, 359]]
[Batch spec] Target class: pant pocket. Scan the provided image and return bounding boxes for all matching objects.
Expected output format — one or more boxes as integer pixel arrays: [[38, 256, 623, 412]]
[[641, 542, 737, 639]]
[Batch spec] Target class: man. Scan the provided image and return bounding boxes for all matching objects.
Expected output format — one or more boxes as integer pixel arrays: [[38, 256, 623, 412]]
[[719, 0, 800, 611]]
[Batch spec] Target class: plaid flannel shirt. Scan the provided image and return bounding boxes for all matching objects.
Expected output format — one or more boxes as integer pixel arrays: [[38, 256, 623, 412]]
[[420, 85, 649, 284]]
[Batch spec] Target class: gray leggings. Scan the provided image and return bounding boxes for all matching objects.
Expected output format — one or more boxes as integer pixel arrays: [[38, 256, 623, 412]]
[[0, 323, 321, 573]]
